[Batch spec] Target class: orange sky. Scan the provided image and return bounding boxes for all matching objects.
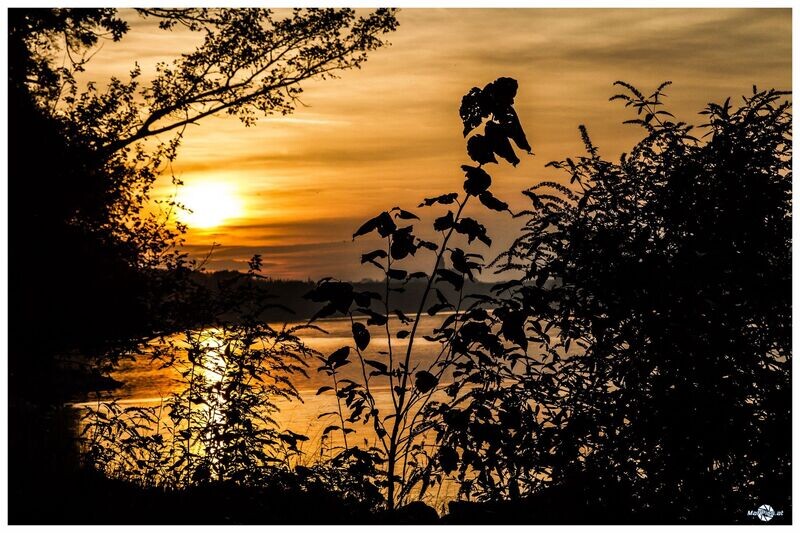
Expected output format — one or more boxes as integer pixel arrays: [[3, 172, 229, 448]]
[[77, 8, 791, 280]]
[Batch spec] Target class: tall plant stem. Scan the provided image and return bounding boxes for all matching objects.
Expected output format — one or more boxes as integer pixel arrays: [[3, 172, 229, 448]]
[[386, 193, 470, 509], [349, 313, 390, 455], [332, 370, 349, 450], [385, 235, 399, 412]]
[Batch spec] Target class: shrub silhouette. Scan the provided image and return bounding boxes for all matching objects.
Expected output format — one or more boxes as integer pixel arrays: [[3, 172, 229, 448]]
[[431, 82, 791, 522], [79, 259, 314, 487], [78, 257, 391, 514]]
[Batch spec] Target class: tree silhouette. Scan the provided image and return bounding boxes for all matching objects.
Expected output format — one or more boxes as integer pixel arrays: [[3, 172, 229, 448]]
[[8, 7, 399, 384], [67, 9, 399, 153], [8, 8, 398, 524]]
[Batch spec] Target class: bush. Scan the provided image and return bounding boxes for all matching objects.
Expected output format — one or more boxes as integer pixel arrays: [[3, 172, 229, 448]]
[[434, 82, 791, 520]]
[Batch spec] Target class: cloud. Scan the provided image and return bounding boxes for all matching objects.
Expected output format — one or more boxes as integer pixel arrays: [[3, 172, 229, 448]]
[[78, 8, 790, 280]]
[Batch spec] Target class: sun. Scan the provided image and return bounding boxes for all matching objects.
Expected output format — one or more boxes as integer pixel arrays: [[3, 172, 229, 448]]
[[177, 181, 244, 229]]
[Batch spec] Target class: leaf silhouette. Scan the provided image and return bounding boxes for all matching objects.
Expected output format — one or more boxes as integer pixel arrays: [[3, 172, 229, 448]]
[[467, 134, 498, 165], [353, 211, 396, 239], [415, 371, 439, 393], [390, 226, 416, 260], [455, 217, 492, 246], [462, 165, 492, 195], [485, 120, 520, 166], [361, 249, 387, 265], [392, 207, 420, 220], [327, 346, 351, 368], [500, 309, 528, 350], [437, 445, 459, 474], [419, 192, 459, 207], [352, 322, 370, 351], [304, 280, 354, 313], [479, 190, 509, 212], [434, 211, 455, 231], [483, 76, 518, 114], [364, 359, 388, 376], [460, 86, 490, 137], [359, 308, 389, 326], [310, 302, 339, 321], [450, 248, 480, 281], [353, 290, 381, 308], [388, 268, 407, 280], [499, 106, 532, 153]]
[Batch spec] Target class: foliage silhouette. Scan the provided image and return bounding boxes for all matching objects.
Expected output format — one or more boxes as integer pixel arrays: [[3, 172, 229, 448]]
[[8, 9, 791, 520], [8, 6, 399, 402], [81, 260, 313, 486], [8, 7, 398, 524], [75, 80, 788, 524], [9, 6, 399, 372], [303, 76, 532, 510], [78, 257, 392, 515], [428, 82, 791, 522]]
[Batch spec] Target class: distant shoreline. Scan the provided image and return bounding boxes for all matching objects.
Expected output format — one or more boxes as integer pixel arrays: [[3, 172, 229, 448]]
[[191, 270, 499, 322]]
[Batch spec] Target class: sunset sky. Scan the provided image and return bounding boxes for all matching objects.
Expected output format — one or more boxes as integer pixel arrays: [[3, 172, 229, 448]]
[[78, 8, 791, 280]]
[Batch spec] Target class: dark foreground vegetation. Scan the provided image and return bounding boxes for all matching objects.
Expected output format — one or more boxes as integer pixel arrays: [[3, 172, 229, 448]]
[[9, 8, 791, 525]]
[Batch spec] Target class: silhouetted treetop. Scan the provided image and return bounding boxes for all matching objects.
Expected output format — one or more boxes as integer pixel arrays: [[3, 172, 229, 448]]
[[80, 8, 397, 153], [9, 9, 128, 103], [7, 7, 399, 369]]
